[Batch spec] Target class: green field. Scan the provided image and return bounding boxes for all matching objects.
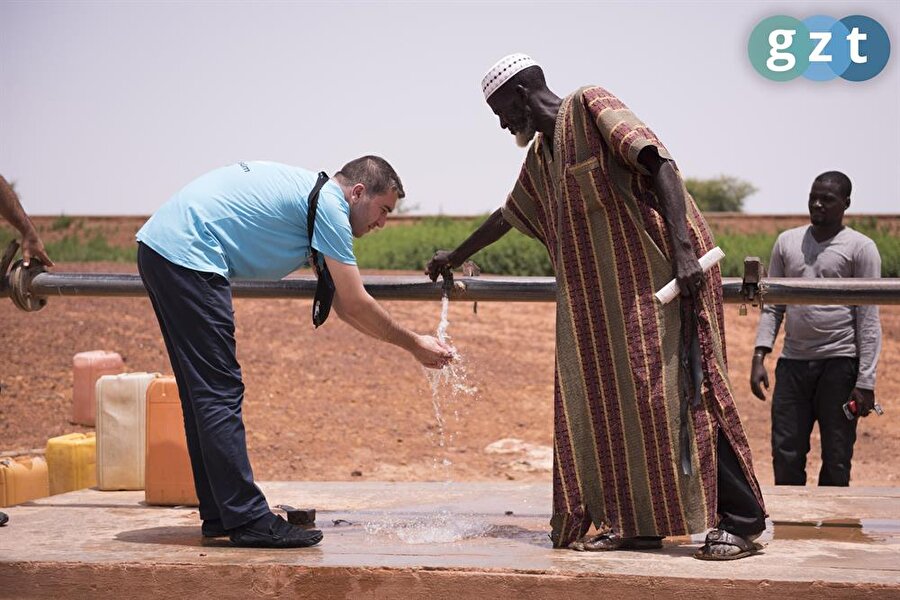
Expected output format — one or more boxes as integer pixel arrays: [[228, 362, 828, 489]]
[[355, 216, 900, 278], [2, 216, 897, 277], [0, 227, 135, 264]]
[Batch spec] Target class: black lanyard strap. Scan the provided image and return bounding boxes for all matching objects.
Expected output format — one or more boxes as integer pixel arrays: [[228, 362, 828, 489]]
[[306, 171, 335, 328], [306, 171, 331, 264]]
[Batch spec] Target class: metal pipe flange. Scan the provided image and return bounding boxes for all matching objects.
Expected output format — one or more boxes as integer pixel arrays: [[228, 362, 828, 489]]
[[8, 259, 47, 312]]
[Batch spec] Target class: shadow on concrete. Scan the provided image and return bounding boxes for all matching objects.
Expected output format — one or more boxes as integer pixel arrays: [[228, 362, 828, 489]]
[[115, 526, 224, 547]]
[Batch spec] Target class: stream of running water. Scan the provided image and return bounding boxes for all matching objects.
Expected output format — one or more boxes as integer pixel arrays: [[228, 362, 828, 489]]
[[424, 293, 477, 480], [364, 293, 485, 544]]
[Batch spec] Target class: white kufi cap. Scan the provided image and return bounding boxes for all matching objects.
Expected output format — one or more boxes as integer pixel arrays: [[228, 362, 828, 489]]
[[481, 53, 539, 100]]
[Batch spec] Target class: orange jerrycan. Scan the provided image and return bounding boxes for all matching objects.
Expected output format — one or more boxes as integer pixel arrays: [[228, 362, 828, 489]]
[[72, 350, 125, 426], [145, 377, 198, 506], [0, 455, 50, 507], [46, 432, 96, 495], [96, 372, 160, 490]]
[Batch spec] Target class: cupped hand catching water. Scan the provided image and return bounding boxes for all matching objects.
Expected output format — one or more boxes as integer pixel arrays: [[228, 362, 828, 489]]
[[413, 334, 455, 369]]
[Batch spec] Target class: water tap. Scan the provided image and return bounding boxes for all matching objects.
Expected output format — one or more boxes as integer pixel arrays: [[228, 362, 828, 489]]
[[440, 267, 454, 295]]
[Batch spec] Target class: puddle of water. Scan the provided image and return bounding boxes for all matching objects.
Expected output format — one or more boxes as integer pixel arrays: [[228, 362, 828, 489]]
[[364, 509, 490, 544], [765, 519, 900, 543], [484, 524, 553, 546]]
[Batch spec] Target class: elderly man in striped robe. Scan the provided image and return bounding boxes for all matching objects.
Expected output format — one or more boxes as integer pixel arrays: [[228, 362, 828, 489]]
[[427, 54, 766, 560]]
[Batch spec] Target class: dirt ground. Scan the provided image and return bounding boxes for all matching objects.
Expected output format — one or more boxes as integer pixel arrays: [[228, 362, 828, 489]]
[[1, 262, 898, 487]]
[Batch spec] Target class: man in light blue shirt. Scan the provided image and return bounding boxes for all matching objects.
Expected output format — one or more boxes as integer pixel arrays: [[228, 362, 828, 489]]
[[137, 156, 453, 548], [138, 160, 357, 280]]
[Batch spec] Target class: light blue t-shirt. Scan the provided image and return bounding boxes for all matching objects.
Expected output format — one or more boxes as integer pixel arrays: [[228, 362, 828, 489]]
[[137, 161, 356, 280]]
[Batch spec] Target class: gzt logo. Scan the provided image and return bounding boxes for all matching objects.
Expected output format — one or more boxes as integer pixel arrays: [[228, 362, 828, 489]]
[[749, 15, 890, 81]]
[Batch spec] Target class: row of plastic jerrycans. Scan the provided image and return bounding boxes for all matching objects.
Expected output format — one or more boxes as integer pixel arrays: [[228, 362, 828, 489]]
[[1, 350, 121, 507], [0, 374, 198, 508], [97, 373, 198, 505], [1, 434, 98, 507]]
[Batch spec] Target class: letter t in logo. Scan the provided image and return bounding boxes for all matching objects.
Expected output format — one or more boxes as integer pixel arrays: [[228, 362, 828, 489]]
[[847, 27, 868, 63]]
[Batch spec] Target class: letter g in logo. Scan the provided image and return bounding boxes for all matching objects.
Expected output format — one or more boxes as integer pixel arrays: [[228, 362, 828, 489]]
[[767, 28, 799, 72], [750, 16, 811, 81]]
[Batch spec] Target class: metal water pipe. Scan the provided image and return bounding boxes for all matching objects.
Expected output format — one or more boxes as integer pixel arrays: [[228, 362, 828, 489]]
[[3, 244, 900, 311]]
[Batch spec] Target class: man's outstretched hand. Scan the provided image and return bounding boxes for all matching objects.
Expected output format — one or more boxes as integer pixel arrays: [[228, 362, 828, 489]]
[[412, 334, 455, 369]]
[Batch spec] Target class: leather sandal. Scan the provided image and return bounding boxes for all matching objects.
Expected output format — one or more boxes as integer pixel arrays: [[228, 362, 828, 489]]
[[569, 532, 664, 551], [694, 528, 760, 560]]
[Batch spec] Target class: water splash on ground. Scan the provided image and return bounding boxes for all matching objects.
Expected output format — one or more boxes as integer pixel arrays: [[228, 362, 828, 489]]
[[364, 509, 490, 544]]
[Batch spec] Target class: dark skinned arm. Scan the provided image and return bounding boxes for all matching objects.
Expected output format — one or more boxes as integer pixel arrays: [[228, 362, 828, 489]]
[[425, 207, 512, 281], [637, 146, 702, 301], [750, 345, 772, 400], [0, 175, 53, 267]]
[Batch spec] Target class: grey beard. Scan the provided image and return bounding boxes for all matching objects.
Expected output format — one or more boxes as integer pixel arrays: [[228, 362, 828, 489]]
[[515, 128, 536, 148]]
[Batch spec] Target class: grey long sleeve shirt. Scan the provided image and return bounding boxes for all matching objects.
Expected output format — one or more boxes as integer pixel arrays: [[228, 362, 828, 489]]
[[754, 225, 882, 389]]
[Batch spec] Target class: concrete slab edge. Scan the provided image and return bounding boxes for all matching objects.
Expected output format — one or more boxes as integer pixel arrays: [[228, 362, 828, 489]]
[[2, 562, 898, 600]]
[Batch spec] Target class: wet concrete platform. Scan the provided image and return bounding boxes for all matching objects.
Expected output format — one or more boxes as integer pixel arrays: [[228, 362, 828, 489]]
[[1, 482, 898, 599]]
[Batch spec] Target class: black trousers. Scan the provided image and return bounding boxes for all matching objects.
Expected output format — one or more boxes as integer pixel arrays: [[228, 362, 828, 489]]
[[771, 357, 859, 486], [716, 429, 766, 536], [138, 243, 270, 529]]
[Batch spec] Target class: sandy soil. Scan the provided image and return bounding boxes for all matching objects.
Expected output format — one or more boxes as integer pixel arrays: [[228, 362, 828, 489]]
[[1, 262, 898, 487]]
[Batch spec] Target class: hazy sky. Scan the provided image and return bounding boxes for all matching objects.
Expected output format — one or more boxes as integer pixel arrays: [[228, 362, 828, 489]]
[[1, 1, 898, 216]]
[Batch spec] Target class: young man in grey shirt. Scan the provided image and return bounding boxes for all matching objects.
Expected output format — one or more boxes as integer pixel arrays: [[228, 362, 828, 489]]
[[750, 171, 882, 486]]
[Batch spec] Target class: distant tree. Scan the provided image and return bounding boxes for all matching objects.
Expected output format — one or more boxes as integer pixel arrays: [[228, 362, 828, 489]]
[[684, 176, 757, 212]]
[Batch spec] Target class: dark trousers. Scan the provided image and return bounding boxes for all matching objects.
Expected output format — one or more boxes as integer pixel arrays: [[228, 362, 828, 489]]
[[716, 429, 766, 536], [771, 357, 859, 486], [138, 243, 270, 529]]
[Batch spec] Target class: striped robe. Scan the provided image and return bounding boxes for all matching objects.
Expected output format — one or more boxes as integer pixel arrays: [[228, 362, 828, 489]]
[[501, 87, 764, 546]]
